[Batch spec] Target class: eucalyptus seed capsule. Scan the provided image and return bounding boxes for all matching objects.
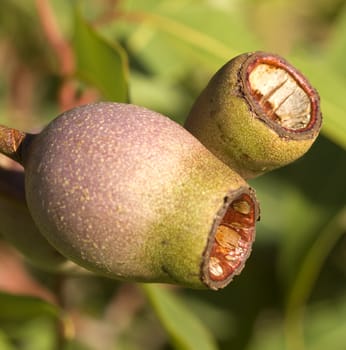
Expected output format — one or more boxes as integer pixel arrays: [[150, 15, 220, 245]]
[[185, 51, 322, 179], [0, 103, 260, 290]]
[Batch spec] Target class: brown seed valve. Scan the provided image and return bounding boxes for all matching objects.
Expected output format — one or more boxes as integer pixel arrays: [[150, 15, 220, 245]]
[[208, 193, 256, 282], [245, 53, 320, 134]]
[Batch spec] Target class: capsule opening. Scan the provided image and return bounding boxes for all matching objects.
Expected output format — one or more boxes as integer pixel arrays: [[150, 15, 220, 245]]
[[244, 53, 321, 134], [208, 193, 256, 282], [248, 63, 312, 130]]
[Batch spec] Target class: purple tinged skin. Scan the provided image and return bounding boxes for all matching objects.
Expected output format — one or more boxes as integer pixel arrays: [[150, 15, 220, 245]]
[[0, 51, 322, 289], [0, 156, 85, 272], [19, 102, 259, 290]]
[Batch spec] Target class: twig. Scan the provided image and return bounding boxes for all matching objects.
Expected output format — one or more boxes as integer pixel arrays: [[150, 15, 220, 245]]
[[0, 125, 27, 164], [35, 0, 74, 76], [35, 0, 101, 110]]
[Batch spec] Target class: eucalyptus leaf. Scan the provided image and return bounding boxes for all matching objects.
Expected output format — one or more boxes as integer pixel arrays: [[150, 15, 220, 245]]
[[291, 57, 346, 150], [252, 134, 346, 287], [1, 317, 57, 350], [247, 298, 346, 350], [111, 0, 258, 78], [141, 284, 218, 350], [73, 8, 129, 102], [0, 330, 14, 350], [326, 5, 346, 78], [0, 292, 60, 321], [130, 71, 191, 123]]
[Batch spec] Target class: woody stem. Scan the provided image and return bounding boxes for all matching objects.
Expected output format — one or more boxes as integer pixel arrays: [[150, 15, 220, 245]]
[[0, 125, 27, 165]]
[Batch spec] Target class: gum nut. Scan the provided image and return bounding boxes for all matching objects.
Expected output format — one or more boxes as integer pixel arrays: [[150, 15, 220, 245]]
[[21, 102, 260, 290], [184, 51, 322, 179]]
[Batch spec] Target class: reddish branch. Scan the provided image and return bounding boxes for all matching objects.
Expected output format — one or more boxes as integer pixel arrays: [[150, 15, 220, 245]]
[[35, 0, 75, 76], [35, 0, 99, 110]]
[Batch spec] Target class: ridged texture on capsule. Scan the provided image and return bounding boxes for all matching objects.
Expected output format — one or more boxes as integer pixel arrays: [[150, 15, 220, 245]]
[[184, 51, 322, 179], [23, 102, 259, 290]]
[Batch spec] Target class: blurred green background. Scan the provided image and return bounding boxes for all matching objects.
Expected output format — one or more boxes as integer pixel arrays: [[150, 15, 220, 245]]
[[0, 0, 345, 349]]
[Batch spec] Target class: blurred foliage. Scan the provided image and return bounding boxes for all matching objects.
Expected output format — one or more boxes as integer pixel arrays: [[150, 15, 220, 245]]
[[0, 0, 345, 349], [73, 7, 129, 103]]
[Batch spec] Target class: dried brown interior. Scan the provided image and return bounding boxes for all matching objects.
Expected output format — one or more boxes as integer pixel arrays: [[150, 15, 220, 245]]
[[248, 63, 312, 130], [208, 193, 256, 282]]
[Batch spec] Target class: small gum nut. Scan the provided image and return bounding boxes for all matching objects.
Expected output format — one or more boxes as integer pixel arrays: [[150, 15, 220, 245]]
[[17, 102, 260, 290], [184, 51, 322, 179], [0, 155, 84, 273]]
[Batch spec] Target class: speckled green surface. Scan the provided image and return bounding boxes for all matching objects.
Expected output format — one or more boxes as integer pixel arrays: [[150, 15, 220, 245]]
[[185, 52, 322, 179], [22, 102, 259, 289], [144, 148, 255, 289]]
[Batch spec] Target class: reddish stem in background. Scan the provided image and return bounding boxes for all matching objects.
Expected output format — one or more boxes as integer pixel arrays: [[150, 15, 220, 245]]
[[35, 0, 75, 76], [35, 0, 75, 110], [35, 0, 99, 110], [0, 243, 57, 304]]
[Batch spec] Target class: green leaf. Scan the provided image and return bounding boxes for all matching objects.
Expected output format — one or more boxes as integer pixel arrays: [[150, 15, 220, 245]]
[[73, 8, 129, 102], [0, 292, 60, 321], [247, 297, 346, 350], [130, 71, 191, 124], [286, 207, 346, 311], [326, 5, 346, 78], [290, 57, 346, 150], [141, 284, 218, 350], [0, 330, 14, 350], [112, 0, 258, 77], [2, 318, 57, 350], [252, 135, 346, 287], [306, 298, 346, 350]]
